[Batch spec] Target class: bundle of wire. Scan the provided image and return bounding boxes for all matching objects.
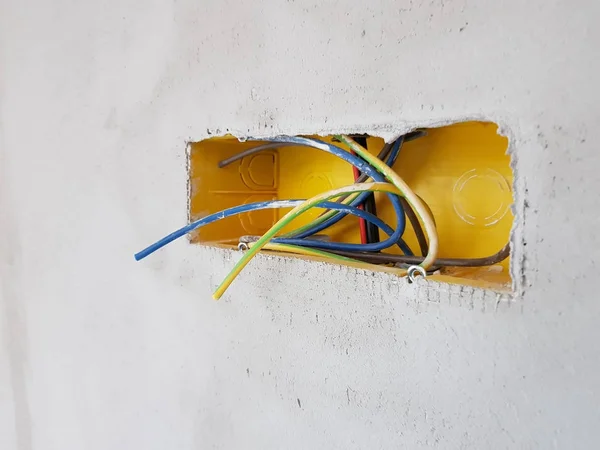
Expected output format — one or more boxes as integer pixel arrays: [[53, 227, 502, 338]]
[[135, 133, 507, 300]]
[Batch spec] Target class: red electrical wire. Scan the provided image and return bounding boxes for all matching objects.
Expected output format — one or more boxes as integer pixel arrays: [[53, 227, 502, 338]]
[[350, 151, 367, 244]]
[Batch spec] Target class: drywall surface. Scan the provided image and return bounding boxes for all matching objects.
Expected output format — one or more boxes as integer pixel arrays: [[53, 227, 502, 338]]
[[1, 0, 599, 448]]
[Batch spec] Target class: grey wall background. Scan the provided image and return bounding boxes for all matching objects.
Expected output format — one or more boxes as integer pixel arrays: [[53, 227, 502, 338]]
[[1, 0, 599, 448]]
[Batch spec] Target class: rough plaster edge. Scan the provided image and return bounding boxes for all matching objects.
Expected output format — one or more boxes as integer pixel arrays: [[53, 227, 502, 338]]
[[496, 121, 526, 301], [187, 114, 524, 308], [202, 113, 513, 144], [185, 142, 192, 243], [204, 246, 516, 314]]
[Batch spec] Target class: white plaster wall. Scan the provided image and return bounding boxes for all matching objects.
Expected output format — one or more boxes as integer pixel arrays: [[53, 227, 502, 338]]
[[1, 0, 599, 448]]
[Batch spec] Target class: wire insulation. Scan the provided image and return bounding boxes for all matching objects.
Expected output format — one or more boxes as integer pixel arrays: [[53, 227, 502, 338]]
[[217, 142, 296, 168], [352, 136, 380, 244], [350, 150, 368, 244], [257, 136, 410, 254], [286, 137, 403, 237], [248, 242, 363, 263], [337, 135, 439, 269], [326, 243, 510, 267], [134, 199, 401, 261], [213, 181, 437, 299], [246, 136, 412, 254]]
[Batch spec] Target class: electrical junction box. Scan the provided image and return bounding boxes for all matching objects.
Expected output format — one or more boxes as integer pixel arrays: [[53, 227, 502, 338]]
[[188, 122, 513, 291]]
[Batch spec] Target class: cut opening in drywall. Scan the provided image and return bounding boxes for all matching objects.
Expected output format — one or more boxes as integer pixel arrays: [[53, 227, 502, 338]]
[[188, 121, 513, 292]]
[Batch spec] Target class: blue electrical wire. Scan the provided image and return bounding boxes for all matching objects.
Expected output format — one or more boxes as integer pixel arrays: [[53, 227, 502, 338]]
[[136, 136, 414, 261], [289, 137, 404, 240], [261, 136, 411, 254], [386, 136, 403, 167], [135, 200, 399, 261], [279, 137, 411, 254], [273, 137, 412, 253]]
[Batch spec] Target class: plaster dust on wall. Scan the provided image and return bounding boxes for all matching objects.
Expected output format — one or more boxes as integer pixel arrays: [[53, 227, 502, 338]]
[[0, 0, 599, 449]]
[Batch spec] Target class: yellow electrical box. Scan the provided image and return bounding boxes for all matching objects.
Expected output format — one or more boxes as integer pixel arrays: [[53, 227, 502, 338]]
[[189, 122, 513, 291]]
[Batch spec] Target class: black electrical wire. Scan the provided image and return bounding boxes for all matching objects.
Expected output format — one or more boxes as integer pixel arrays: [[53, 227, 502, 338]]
[[350, 130, 426, 185], [351, 135, 380, 244], [399, 197, 429, 257], [345, 130, 429, 252], [322, 140, 394, 208], [333, 130, 426, 206], [326, 243, 510, 268]]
